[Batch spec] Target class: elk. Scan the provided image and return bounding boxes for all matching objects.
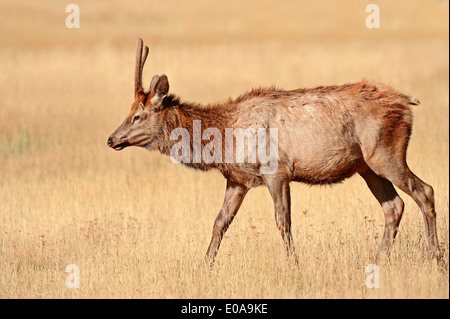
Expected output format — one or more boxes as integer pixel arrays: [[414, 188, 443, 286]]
[[108, 38, 441, 266]]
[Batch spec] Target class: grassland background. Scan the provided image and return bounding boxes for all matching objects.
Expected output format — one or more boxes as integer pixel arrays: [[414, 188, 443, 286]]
[[0, 0, 448, 298]]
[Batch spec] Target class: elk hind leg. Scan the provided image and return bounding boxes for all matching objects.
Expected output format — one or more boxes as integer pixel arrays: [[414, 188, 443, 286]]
[[360, 168, 405, 263], [366, 155, 441, 260]]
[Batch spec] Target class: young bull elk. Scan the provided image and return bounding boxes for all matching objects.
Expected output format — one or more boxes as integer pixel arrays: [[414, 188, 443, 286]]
[[108, 38, 441, 266]]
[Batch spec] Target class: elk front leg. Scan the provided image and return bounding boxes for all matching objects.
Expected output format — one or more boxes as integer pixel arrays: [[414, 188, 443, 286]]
[[205, 180, 248, 266], [266, 178, 298, 264]]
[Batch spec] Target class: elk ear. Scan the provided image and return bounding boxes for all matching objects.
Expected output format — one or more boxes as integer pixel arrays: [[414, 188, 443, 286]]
[[156, 74, 169, 96], [150, 74, 170, 106], [149, 75, 160, 95]]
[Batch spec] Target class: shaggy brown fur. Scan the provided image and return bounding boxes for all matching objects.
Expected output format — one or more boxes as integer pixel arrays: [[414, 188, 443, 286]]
[[108, 38, 441, 266]]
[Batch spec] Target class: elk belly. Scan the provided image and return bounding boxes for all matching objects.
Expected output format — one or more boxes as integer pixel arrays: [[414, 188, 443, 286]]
[[286, 135, 364, 184]]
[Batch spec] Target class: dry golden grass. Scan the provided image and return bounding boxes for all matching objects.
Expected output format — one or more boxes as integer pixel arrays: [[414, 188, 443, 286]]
[[0, 0, 448, 298]]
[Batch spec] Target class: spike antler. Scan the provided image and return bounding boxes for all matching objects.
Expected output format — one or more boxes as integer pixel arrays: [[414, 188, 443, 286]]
[[135, 38, 149, 94]]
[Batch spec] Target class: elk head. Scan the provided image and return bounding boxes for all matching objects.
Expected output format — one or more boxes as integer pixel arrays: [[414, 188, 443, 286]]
[[107, 38, 170, 151]]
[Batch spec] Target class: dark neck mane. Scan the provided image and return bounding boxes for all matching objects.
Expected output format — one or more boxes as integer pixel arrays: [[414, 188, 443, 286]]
[[157, 95, 233, 171]]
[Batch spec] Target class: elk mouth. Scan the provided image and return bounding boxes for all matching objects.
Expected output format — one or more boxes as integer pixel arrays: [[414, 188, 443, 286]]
[[107, 138, 129, 151], [112, 143, 127, 151]]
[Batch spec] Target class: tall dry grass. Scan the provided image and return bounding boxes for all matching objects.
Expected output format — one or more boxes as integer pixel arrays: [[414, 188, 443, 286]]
[[0, 0, 448, 298]]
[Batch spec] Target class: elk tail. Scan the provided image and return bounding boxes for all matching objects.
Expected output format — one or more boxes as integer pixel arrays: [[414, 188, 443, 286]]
[[406, 95, 420, 106]]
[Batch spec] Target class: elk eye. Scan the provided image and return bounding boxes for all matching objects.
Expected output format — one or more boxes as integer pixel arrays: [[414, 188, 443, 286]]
[[132, 115, 140, 123]]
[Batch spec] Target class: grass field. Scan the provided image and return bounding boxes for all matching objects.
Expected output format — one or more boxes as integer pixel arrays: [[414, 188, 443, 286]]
[[0, 0, 448, 298]]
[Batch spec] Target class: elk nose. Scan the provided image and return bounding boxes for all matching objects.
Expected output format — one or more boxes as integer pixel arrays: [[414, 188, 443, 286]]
[[107, 138, 113, 147]]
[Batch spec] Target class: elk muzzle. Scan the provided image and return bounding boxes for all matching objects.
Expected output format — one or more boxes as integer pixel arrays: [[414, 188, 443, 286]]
[[107, 134, 129, 151]]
